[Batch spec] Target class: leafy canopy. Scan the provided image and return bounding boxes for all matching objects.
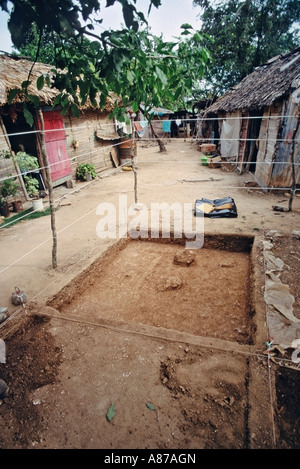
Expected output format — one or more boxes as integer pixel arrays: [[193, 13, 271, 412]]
[[193, 0, 300, 94], [1, 0, 212, 124]]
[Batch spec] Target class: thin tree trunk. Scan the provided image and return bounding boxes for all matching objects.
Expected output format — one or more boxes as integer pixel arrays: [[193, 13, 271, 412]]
[[149, 121, 167, 152], [130, 114, 138, 204], [139, 106, 167, 152], [37, 109, 57, 268]]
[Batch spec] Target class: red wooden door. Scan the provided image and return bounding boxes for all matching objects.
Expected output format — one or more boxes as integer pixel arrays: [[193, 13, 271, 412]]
[[42, 110, 72, 184]]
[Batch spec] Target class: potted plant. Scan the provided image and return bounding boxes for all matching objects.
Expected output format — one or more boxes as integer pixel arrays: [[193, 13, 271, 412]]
[[0, 195, 10, 218], [15, 151, 39, 173], [24, 175, 44, 211], [0, 177, 20, 217], [76, 163, 97, 181], [1, 150, 40, 211]]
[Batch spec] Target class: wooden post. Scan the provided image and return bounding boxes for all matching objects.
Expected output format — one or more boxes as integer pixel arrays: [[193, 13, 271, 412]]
[[149, 120, 167, 152], [288, 119, 299, 212], [0, 116, 29, 201], [37, 109, 57, 268], [272, 118, 299, 213], [130, 114, 138, 204]]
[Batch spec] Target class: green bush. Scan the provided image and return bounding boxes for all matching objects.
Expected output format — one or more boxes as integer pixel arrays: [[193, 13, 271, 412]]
[[0, 177, 19, 200], [15, 152, 39, 173], [24, 176, 39, 198], [76, 163, 97, 181]]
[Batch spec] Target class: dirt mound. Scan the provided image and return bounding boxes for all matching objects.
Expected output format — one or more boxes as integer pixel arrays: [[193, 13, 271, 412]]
[[0, 315, 62, 448]]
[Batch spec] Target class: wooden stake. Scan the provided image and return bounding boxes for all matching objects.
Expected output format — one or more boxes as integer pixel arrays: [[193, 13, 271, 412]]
[[37, 109, 57, 269], [273, 118, 299, 213], [0, 116, 28, 201], [130, 114, 138, 204], [288, 119, 299, 212]]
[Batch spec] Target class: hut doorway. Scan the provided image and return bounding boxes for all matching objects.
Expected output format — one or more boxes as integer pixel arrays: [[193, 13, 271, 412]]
[[41, 109, 72, 187], [1, 107, 46, 191], [247, 111, 263, 173], [238, 110, 263, 174], [2, 106, 38, 158]]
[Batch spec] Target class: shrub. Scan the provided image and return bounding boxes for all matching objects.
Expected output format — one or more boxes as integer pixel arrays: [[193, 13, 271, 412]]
[[76, 163, 97, 181]]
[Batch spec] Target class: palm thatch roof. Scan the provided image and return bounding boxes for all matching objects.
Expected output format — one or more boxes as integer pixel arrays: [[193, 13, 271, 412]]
[[205, 47, 300, 114], [0, 54, 119, 111]]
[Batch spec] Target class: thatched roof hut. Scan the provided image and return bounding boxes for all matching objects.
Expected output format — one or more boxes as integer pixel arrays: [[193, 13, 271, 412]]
[[206, 47, 300, 114], [0, 54, 58, 106], [0, 54, 121, 194], [204, 48, 300, 189], [0, 53, 119, 111]]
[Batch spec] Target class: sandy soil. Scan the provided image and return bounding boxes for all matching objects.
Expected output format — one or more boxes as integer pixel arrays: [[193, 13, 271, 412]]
[[0, 139, 299, 450]]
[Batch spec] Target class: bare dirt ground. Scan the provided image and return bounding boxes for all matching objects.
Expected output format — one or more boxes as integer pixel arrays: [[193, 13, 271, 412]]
[[0, 139, 300, 451]]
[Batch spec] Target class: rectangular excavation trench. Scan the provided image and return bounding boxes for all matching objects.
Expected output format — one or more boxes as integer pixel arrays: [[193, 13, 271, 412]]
[[47, 234, 256, 345]]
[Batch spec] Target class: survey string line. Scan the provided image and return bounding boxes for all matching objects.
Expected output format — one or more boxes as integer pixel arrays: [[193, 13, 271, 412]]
[[0, 114, 298, 139], [1, 146, 299, 183], [0, 138, 133, 182], [0, 177, 134, 273], [0, 159, 131, 230]]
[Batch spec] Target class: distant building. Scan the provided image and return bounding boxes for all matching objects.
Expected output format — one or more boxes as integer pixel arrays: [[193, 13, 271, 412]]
[[204, 48, 300, 190], [0, 54, 121, 193]]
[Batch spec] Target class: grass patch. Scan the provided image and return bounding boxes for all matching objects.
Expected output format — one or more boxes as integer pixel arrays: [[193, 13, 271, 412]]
[[0, 207, 52, 228]]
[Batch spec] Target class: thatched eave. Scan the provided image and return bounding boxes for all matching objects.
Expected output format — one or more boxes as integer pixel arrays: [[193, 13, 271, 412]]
[[0, 54, 58, 106], [0, 54, 121, 112], [205, 47, 300, 115]]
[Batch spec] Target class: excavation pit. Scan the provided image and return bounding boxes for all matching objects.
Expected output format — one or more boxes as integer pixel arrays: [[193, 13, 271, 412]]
[[48, 234, 255, 345]]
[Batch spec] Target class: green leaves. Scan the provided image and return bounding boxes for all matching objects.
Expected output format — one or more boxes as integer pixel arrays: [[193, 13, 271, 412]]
[[155, 66, 168, 86], [146, 402, 156, 411], [6, 0, 213, 126], [122, 3, 135, 29], [193, 0, 300, 94], [7, 88, 19, 104], [37, 75, 45, 91], [27, 94, 39, 108], [181, 23, 193, 30], [181, 23, 194, 35], [106, 0, 116, 7], [105, 401, 157, 424], [106, 403, 116, 422], [148, 0, 162, 14], [23, 106, 34, 127]]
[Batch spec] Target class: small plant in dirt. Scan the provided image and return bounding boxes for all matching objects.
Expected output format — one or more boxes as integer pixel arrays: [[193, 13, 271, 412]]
[[0, 176, 20, 217], [76, 163, 97, 181], [24, 176, 40, 199], [1, 150, 39, 173], [0, 177, 20, 200]]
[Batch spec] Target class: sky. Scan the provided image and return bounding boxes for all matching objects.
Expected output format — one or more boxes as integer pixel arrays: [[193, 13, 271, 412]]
[[0, 0, 203, 54]]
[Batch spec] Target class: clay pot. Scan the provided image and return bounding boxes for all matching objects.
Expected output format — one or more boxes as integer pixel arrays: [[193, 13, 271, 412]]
[[0, 202, 10, 218], [12, 200, 23, 213]]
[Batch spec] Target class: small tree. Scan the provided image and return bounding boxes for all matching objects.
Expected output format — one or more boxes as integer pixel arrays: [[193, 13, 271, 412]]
[[2, 0, 212, 268], [0, 177, 19, 201], [24, 176, 39, 199], [4, 1, 211, 124], [14, 151, 39, 173], [193, 0, 300, 93]]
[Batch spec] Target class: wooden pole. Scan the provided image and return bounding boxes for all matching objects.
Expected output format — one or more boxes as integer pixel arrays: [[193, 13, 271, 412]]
[[0, 116, 29, 201], [149, 120, 167, 152], [37, 109, 57, 268], [288, 119, 299, 212], [130, 114, 138, 204], [272, 118, 299, 213]]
